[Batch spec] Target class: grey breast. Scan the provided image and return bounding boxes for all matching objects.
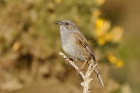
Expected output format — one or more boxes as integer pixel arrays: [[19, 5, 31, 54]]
[[61, 33, 90, 62]]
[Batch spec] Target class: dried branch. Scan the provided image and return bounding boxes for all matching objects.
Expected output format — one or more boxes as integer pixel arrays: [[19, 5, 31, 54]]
[[59, 52, 97, 93]]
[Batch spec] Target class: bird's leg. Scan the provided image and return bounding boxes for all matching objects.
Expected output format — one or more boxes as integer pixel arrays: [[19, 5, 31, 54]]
[[80, 60, 88, 71]]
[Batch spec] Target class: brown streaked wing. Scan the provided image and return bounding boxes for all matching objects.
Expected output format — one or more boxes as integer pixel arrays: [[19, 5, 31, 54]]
[[73, 32, 96, 61]]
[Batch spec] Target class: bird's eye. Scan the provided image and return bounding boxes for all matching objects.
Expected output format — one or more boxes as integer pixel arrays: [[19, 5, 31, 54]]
[[65, 22, 69, 25]]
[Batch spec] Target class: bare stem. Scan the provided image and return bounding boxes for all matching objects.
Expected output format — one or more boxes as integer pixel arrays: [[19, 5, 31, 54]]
[[59, 52, 97, 93]]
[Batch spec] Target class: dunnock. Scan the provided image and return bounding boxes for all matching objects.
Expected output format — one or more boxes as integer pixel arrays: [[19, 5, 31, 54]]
[[56, 20, 104, 86]]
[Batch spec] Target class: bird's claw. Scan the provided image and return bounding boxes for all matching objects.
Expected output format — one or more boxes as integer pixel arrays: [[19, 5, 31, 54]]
[[66, 58, 73, 65]]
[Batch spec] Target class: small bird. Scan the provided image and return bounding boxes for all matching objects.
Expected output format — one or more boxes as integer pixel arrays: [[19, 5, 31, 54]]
[[56, 20, 104, 86]]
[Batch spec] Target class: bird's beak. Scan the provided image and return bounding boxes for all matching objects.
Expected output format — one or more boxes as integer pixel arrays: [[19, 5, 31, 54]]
[[56, 21, 62, 25]]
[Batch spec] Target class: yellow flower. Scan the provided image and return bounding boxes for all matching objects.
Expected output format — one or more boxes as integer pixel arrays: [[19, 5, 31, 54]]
[[110, 26, 124, 43], [95, 18, 103, 31], [105, 33, 113, 42], [94, 19, 111, 37], [102, 20, 111, 33], [97, 36, 106, 46], [116, 60, 124, 68], [93, 18, 123, 45], [107, 54, 117, 64], [107, 54, 124, 67]]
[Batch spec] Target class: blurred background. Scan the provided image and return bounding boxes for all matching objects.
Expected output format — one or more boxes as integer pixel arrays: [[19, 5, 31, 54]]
[[0, 0, 140, 93]]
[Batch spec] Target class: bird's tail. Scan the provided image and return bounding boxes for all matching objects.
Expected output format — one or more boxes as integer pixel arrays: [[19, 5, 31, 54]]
[[91, 59, 104, 86]]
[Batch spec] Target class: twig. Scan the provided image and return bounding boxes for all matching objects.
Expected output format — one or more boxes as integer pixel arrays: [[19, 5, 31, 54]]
[[59, 52, 97, 93], [59, 52, 85, 78]]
